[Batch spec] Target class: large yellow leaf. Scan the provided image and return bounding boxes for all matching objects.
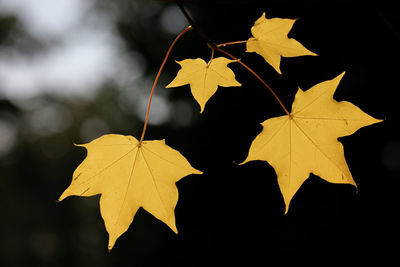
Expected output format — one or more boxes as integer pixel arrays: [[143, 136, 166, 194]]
[[166, 57, 241, 113], [241, 72, 381, 213], [58, 134, 202, 250], [246, 12, 317, 74]]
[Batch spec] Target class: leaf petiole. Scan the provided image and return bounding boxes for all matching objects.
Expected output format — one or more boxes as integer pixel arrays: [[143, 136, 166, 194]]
[[139, 25, 193, 145], [215, 47, 290, 115], [216, 40, 248, 47], [207, 47, 215, 67]]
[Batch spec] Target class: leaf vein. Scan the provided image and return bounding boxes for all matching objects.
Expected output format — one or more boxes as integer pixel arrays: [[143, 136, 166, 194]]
[[292, 119, 345, 174], [140, 149, 169, 217]]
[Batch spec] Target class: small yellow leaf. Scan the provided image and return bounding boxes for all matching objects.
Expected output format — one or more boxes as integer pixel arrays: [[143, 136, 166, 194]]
[[246, 12, 317, 74], [242, 72, 381, 213], [166, 57, 241, 113], [59, 134, 202, 250]]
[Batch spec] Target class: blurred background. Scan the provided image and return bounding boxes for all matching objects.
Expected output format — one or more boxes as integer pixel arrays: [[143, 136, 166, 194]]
[[0, 0, 399, 266]]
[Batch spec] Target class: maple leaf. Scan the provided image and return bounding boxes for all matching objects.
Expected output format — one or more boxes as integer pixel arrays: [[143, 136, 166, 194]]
[[166, 57, 241, 113], [58, 134, 202, 250], [246, 12, 317, 74], [241, 72, 382, 213]]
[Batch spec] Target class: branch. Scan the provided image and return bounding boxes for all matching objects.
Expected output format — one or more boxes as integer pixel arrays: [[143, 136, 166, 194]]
[[175, 1, 290, 115], [176, 0, 217, 48]]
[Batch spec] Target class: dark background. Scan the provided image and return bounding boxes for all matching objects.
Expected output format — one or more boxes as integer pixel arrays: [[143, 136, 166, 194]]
[[1, 0, 399, 266]]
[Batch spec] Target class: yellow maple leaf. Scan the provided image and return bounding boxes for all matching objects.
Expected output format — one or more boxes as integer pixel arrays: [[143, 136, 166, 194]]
[[58, 134, 202, 250], [246, 12, 317, 74], [241, 72, 381, 213], [166, 57, 241, 113]]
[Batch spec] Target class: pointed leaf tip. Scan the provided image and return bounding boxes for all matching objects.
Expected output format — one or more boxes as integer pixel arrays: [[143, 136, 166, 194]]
[[284, 206, 289, 215], [336, 71, 346, 80]]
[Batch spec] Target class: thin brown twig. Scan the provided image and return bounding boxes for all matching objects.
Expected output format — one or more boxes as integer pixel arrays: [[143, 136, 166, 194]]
[[176, 1, 290, 115], [208, 47, 215, 66], [217, 40, 248, 47], [139, 25, 193, 145], [377, 10, 400, 42], [215, 47, 290, 115]]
